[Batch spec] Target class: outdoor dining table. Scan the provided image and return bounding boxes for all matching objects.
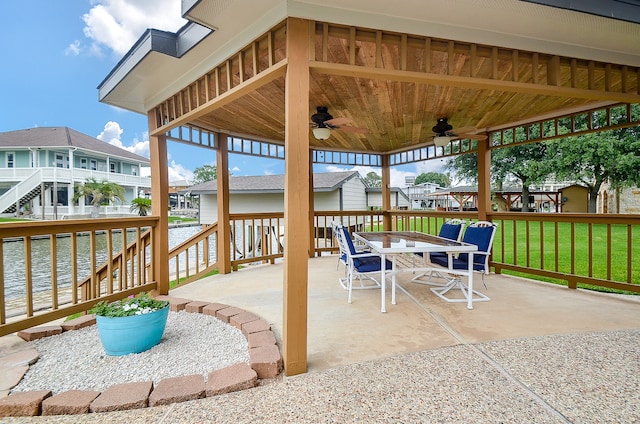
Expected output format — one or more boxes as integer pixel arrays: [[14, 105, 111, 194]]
[[353, 231, 478, 312]]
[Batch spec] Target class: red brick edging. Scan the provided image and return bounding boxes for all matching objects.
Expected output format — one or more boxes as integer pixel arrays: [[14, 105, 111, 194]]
[[0, 296, 283, 417]]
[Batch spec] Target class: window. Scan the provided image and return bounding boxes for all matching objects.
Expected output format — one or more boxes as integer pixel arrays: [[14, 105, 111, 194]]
[[30, 151, 39, 167], [110, 162, 116, 173], [6, 152, 15, 168], [55, 154, 65, 168], [90, 159, 97, 171], [132, 166, 138, 176], [80, 158, 87, 169]]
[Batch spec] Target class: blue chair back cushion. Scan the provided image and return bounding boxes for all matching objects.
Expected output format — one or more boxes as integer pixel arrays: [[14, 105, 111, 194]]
[[341, 227, 358, 255], [438, 223, 462, 241], [458, 225, 494, 265], [341, 227, 392, 271]]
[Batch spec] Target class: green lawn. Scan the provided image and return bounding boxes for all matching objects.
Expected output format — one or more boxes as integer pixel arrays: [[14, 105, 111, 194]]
[[0, 217, 31, 223], [168, 216, 198, 224], [391, 217, 639, 293]]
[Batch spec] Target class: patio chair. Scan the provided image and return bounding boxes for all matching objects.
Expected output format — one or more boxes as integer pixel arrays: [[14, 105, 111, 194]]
[[336, 225, 392, 304], [428, 220, 497, 303], [411, 219, 465, 285], [332, 221, 369, 272]]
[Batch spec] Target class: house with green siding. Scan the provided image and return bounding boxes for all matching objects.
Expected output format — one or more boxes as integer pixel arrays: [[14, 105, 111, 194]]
[[0, 127, 150, 219]]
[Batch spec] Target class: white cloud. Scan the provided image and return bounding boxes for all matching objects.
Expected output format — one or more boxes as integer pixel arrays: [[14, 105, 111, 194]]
[[97, 120, 123, 144], [96, 121, 193, 183], [82, 0, 186, 56], [97, 121, 150, 158], [65, 40, 81, 56], [168, 160, 194, 183], [415, 160, 446, 175]]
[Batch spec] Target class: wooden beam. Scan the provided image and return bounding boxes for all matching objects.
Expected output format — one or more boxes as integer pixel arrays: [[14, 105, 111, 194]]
[[283, 17, 309, 376], [309, 61, 640, 103]]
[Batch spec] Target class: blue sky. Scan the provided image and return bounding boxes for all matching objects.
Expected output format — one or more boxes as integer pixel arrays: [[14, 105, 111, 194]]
[[1, 0, 445, 187]]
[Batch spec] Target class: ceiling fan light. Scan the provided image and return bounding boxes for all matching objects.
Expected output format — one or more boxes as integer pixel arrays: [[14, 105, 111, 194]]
[[313, 127, 331, 140], [434, 136, 451, 147]]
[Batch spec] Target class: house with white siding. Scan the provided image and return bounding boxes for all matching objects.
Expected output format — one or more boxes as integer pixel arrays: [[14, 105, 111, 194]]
[[189, 171, 388, 224], [0, 127, 151, 219], [365, 187, 411, 210]]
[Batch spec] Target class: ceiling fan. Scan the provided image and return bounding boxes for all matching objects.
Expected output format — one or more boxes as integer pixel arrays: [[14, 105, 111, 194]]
[[430, 118, 487, 147], [310, 106, 369, 140]]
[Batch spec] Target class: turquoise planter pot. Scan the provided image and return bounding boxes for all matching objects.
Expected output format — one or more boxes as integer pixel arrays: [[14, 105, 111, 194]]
[[96, 306, 169, 356]]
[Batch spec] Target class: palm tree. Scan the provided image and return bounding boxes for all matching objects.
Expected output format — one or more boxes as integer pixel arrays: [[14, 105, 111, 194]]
[[73, 178, 125, 218], [130, 197, 152, 216]]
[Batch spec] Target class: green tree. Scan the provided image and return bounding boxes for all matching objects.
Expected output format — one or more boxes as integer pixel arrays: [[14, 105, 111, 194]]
[[73, 178, 125, 218], [447, 142, 554, 212], [363, 171, 381, 187], [191, 165, 217, 185], [550, 129, 640, 213], [414, 172, 450, 187], [130, 197, 152, 216]]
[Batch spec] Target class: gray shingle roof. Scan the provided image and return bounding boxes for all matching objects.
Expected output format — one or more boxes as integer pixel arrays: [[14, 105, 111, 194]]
[[188, 171, 361, 194], [0, 127, 149, 163]]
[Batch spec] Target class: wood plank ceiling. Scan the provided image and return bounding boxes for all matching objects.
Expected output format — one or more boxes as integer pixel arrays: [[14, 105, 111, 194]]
[[154, 20, 640, 155]]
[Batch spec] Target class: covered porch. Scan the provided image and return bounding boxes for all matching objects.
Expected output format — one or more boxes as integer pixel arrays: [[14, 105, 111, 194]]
[[96, 0, 640, 376]]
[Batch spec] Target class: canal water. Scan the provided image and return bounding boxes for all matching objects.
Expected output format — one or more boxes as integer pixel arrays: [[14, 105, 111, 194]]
[[3, 225, 204, 300]]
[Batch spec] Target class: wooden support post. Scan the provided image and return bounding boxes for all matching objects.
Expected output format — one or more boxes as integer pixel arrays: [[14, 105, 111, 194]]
[[283, 17, 310, 376], [309, 152, 316, 258], [381, 154, 391, 231], [148, 112, 170, 294], [477, 137, 491, 221], [217, 133, 232, 274]]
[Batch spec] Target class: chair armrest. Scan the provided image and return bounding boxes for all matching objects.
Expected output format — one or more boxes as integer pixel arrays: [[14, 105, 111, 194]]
[[350, 252, 382, 259]]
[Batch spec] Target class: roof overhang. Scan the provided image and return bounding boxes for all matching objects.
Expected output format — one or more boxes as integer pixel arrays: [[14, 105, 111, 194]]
[[99, 0, 640, 115]]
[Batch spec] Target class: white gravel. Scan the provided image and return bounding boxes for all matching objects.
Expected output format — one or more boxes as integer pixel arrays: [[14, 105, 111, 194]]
[[11, 310, 250, 394]]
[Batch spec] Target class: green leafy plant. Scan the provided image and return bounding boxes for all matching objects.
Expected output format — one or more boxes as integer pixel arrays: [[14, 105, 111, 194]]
[[90, 293, 168, 317]]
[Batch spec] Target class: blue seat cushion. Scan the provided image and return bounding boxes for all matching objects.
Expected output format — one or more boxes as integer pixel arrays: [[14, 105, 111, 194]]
[[429, 252, 447, 261], [430, 255, 486, 272], [353, 256, 393, 273]]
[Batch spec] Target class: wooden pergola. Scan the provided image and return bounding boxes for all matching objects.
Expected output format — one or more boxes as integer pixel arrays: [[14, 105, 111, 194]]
[[98, 0, 640, 375]]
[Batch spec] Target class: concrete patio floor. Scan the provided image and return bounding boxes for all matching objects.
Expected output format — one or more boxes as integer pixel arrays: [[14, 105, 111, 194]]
[[170, 255, 640, 373], [3, 254, 639, 423]]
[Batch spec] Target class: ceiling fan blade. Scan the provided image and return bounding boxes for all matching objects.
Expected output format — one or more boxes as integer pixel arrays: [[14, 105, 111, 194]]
[[324, 117, 354, 126], [335, 126, 369, 134]]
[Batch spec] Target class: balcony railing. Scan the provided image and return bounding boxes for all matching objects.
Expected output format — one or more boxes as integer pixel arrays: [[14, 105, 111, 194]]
[[1, 210, 638, 337]]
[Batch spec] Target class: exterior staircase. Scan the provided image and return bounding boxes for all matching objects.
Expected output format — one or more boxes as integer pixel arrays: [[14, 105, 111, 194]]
[[0, 170, 52, 214]]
